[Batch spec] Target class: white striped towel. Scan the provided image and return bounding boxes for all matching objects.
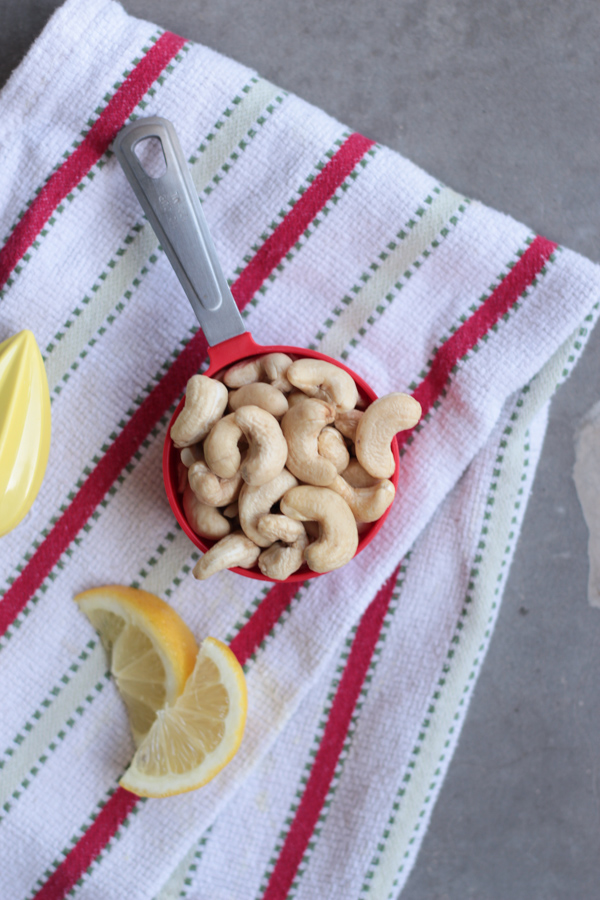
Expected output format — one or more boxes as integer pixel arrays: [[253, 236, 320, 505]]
[[0, 1, 598, 898]]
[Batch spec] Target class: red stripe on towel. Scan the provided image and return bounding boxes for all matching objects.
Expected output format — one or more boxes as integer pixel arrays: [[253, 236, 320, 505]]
[[261, 566, 400, 900], [0, 31, 186, 291], [229, 582, 302, 665], [233, 133, 375, 307], [398, 235, 558, 450], [0, 135, 373, 634], [32, 787, 138, 900]]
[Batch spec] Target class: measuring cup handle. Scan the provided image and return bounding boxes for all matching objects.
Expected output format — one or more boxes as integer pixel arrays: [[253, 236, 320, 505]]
[[112, 117, 246, 347]]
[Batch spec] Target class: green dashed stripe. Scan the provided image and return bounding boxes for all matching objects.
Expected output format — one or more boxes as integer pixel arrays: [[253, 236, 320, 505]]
[[154, 827, 213, 900], [0, 674, 107, 823]]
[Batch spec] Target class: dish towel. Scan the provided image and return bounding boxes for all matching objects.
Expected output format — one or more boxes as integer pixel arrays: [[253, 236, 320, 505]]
[[1, 1, 598, 898]]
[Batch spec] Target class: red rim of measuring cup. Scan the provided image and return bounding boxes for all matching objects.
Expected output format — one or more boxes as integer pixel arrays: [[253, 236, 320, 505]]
[[163, 331, 400, 581]]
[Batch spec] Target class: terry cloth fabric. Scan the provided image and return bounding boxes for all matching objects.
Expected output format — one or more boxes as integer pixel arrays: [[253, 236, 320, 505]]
[[0, 1, 598, 898]]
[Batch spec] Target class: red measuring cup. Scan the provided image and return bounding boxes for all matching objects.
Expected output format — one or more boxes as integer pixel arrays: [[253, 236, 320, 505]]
[[113, 118, 399, 581]]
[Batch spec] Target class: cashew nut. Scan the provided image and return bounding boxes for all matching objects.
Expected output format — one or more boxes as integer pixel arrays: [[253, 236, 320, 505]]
[[193, 532, 261, 580], [224, 353, 293, 391], [318, 426, 350, 474], [238, 469, 298, 547], [258, 530, 310, 581], [223, 501, 239, 518], [341, 458, 380, 488], [180, 443, 204, 468], [355, 393, 422, 478], [170, 375, 229, 448], [328, 474, 395, 522], [287, 359, 359, 412], [280, 486, 358, 573], [228, 382, 289, 418], [257, 513, 306, 544], [335, 409, 363, 442], [182, 486, 231, 540], [233, 405, 288, 486], [281, 399, 337, 486], [203, 413, 244, 480], [188, 459, 243, 507]]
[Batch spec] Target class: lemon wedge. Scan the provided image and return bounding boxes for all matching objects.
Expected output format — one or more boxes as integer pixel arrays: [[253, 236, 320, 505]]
[[120, 636, 247, 798], [0, 330, 51, 537], [75, 585, 198, 746]]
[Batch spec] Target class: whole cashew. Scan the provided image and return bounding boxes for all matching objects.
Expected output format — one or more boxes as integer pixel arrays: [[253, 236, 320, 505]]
[[318, 426, 350, 474], [228, 382, 289, 418], [328, 474, 395, 522], [258, 530, 310, 581], [238, 469, 298, 547], [188, 459, 243, 507], [280, 485, 358, 573], [335, 409, 363, 442], [203, 413, 244, 480], [355, 393, 422, 478], [170, 375, 229, 448], [224, 353, 293, 392], [287, 359, 359, 412], [183, 486, 231, 540], [281, 399, 337, 486], [257, 513, 306, 544], [193, 532, 261, 580], [235, 405, 288, 486]]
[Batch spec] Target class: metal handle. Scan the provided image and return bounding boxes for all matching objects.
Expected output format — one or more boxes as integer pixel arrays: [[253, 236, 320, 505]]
[[112, 116, 245, 347]]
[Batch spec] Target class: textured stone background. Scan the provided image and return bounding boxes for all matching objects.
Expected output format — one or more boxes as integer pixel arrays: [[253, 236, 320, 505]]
[[1, 2, 599, 897]]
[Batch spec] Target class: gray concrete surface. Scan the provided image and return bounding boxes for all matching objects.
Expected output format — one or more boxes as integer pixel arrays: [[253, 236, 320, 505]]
[[1, 1, 599, 897]]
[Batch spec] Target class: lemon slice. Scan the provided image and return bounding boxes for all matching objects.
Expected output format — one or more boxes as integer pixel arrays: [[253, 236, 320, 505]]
[[120, 636, 247, 798], [75, 585, 198, 746]]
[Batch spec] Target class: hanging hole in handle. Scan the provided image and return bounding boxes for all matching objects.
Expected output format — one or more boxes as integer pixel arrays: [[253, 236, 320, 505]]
[[133, 136, 168, 179]]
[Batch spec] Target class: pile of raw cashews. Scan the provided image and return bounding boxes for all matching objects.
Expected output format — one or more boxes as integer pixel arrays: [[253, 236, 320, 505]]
[[172, 353, 421, 580]]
